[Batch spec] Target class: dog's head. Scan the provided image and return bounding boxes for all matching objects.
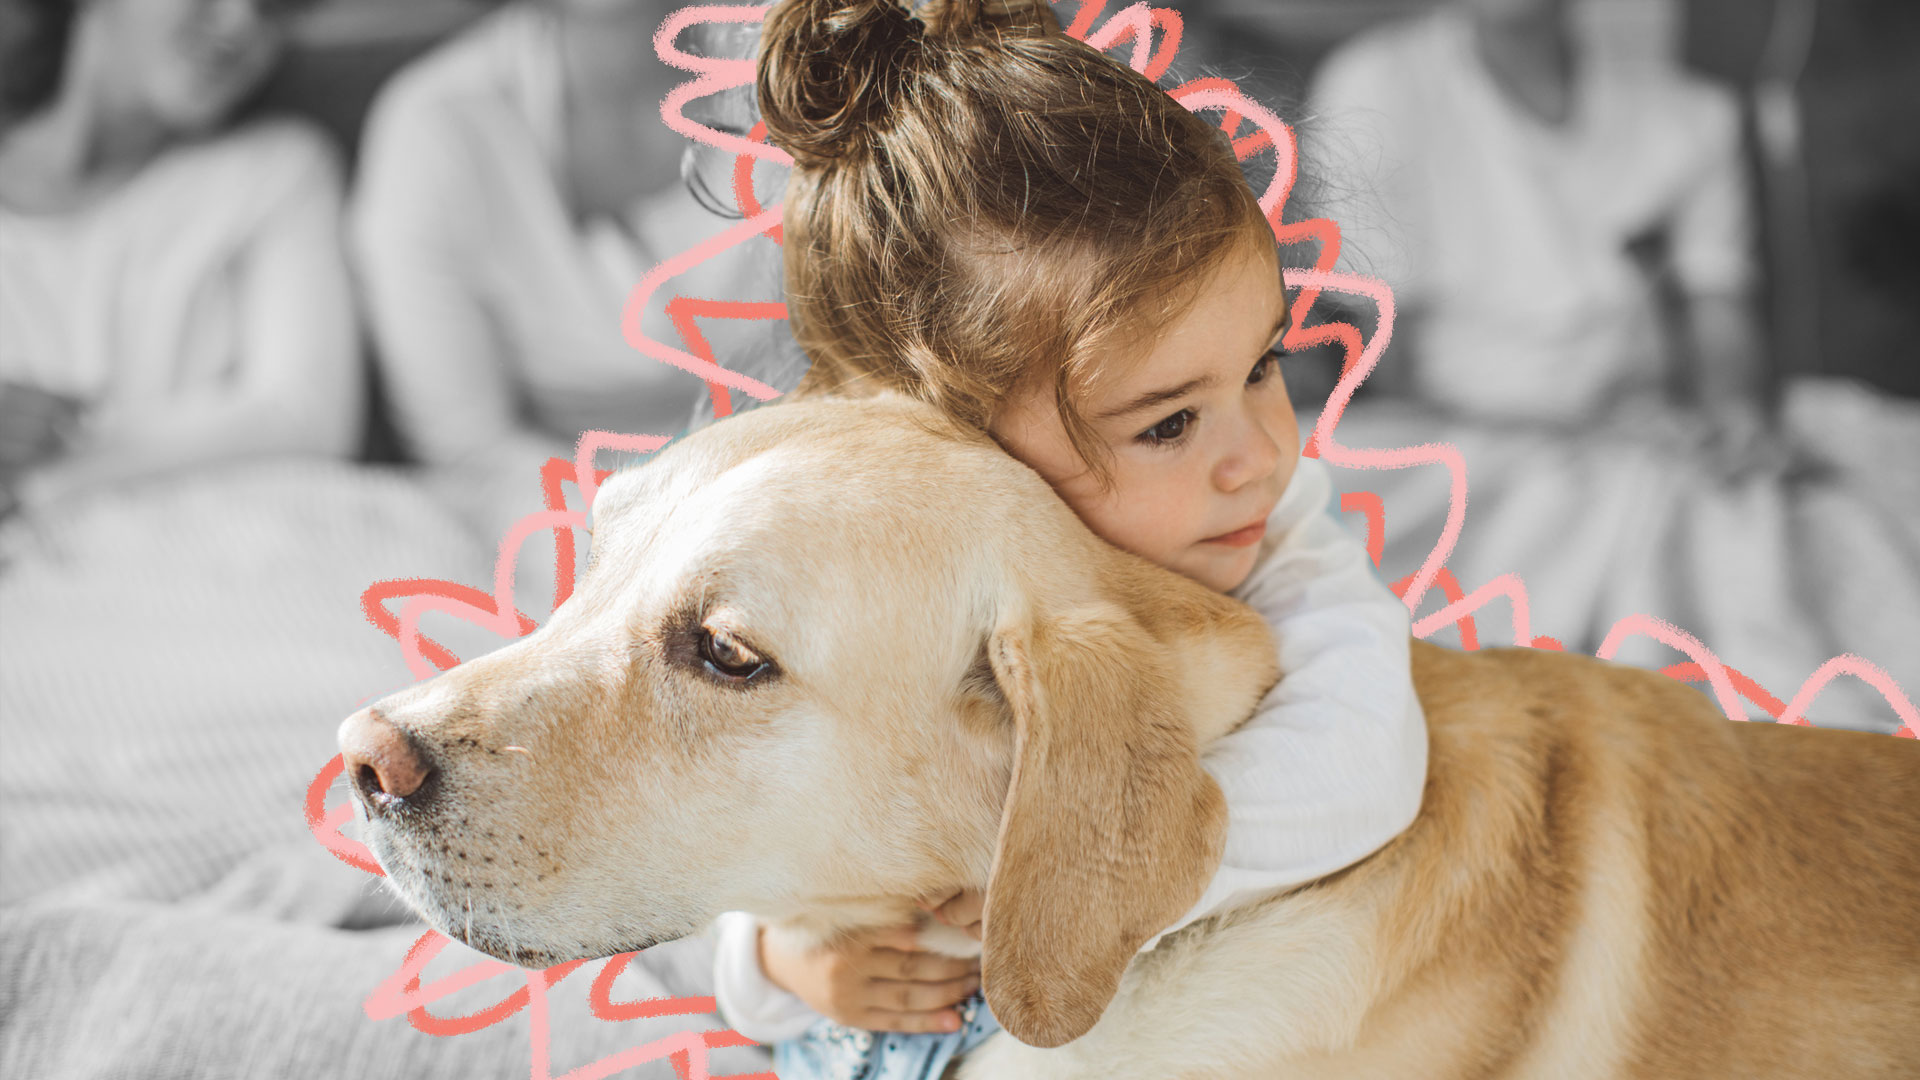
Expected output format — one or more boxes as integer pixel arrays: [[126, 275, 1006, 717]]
[[339, 394, 1278, 1046]]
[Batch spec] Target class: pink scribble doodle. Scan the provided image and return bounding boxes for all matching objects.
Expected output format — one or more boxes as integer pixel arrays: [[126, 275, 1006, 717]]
[[617, 4, 791, 404], [1078, 0, 1182, 81], [313, 3, 1918, 1078]]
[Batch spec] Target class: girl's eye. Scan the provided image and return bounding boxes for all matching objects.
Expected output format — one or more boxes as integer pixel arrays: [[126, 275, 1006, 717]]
[[1137, 409, 1195, 447], [1248, 349, 1282, 385]]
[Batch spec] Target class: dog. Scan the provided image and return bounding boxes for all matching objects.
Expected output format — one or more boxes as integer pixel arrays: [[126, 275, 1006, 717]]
[[340, 394, 1920, 1078]]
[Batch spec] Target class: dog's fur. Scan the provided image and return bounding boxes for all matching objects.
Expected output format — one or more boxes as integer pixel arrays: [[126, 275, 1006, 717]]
[[341, 395, 1920, 1078]]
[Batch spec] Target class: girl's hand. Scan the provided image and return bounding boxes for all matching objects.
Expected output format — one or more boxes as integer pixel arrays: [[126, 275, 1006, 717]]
[[917, 888, 985, 941], [759, 922, 980, 1034]]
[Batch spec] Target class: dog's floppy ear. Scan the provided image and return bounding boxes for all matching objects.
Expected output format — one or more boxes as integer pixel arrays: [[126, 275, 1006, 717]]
[[978, 563, 1267, 1047]]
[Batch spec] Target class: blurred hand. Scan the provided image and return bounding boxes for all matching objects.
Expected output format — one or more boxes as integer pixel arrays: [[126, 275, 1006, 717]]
[[1701, 398, 1794, 481], [917, 887, 985, 942], [0, 382, 83, 471], [760, 921, 979, 1034]]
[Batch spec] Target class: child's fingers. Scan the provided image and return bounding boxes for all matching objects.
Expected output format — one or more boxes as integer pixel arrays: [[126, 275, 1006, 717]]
[[860, 1003, 968, 1035], [936, 889, 985, 927], [857, 945, 979, 982], [852, 923, 927, 953], [869, 972, 981, 1015]]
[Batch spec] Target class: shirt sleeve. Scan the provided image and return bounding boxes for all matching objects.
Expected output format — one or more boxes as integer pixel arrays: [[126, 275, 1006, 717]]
[[1143, 456, 1428, 950], [711, 910, 828, 1045]]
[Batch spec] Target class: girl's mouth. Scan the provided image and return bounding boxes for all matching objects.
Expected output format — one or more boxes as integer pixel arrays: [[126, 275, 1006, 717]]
[[1204, 520, 1267, 548]]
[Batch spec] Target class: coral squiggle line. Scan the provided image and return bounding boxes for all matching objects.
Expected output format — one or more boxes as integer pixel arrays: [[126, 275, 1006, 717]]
[[1599, 614, 1771, 724], [1082, 3, 1184, 82], [1777, 654, 1918, 732]]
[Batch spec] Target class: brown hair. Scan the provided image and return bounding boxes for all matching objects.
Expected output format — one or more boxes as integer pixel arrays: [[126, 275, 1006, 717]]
[[758, 0, 1271, 480]]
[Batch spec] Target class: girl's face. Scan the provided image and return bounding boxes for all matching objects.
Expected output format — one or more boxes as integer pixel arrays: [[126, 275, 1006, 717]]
[[992, 241, 1300, 594], [86, 0, 297, 133]]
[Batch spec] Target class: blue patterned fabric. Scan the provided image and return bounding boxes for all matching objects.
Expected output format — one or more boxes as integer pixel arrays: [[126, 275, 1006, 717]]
[[773, 994, 1001, 1080]]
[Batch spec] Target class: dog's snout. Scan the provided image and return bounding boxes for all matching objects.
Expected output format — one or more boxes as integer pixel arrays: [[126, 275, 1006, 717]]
[[338, 707, 435, 812]]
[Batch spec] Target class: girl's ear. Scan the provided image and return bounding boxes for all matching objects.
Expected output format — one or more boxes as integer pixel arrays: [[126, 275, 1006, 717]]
[[977, 558, 1276, 1048]]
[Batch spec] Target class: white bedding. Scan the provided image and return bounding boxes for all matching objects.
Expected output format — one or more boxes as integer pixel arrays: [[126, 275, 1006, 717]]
[[0, 461, 496, 910]]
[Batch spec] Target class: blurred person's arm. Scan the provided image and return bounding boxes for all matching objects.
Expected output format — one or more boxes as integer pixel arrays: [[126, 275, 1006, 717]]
[[1669, 88, 1772, 464], [349, 82, 566, 473], [20, 129, 361, 505], [1688, 293, 1766, 434]]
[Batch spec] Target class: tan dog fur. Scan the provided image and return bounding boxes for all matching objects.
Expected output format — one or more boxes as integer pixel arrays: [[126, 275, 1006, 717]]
[[342, 395, 1920, 1078]]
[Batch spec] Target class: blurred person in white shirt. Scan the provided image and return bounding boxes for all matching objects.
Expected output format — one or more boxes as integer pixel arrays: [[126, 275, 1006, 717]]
[[0, 0, 359, 519]]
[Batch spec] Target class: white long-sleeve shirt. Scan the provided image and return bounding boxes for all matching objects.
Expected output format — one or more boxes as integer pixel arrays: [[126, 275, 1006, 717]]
[[349, 4, 787, 467], [712, 455, 1429, 1042]]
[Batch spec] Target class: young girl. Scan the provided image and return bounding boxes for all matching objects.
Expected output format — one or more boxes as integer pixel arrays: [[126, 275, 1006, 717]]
[[711, 1, 1429, 1074]]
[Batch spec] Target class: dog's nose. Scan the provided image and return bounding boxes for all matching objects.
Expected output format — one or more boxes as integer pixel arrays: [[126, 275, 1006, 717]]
[[338, 707, 434, 812]]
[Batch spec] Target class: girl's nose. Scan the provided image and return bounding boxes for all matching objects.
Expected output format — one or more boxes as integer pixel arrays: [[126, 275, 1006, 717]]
[[1214, 412, 1284, 492]]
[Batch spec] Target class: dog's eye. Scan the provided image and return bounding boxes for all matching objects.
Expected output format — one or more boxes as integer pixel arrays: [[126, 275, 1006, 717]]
[[699, 627, 770, 682]]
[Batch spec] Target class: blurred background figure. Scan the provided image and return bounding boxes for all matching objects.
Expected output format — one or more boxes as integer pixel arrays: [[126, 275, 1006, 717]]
[[349, 0, 790, 623], [0, 0, 360, 519], [1275, 0, 1919, 728], [1307, 0, 1765, 448], [348, 0, 786, 506]]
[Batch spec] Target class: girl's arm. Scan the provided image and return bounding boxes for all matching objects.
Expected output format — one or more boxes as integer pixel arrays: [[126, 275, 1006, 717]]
[[712, 911, 829, 1043], [1144, 455, 1427, 949], [25, 128, 361, 501]]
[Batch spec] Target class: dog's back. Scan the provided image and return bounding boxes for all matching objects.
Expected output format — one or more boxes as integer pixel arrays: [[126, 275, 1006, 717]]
[[1631, 692, 1920, 1074], [1399, 642, 1920, 1079], [963, 643, 1918, 1079]]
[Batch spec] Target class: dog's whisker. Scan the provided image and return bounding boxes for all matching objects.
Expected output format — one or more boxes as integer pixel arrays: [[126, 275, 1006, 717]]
[[496, 902, 522, 965], [501, 745, 535, 760]]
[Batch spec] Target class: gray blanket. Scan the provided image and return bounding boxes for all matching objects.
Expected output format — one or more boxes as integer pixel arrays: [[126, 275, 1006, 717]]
[[0, 901, 770, 1079], [0, 463, 771, 1078]]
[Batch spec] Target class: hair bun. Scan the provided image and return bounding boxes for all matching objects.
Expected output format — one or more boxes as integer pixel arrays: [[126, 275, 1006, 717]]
[[758, 0, 926, 167], [758, 0, 1060, 167]]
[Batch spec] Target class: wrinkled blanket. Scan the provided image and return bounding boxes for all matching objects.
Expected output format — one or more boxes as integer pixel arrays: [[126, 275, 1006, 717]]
[[0, 462, 494, 910]]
